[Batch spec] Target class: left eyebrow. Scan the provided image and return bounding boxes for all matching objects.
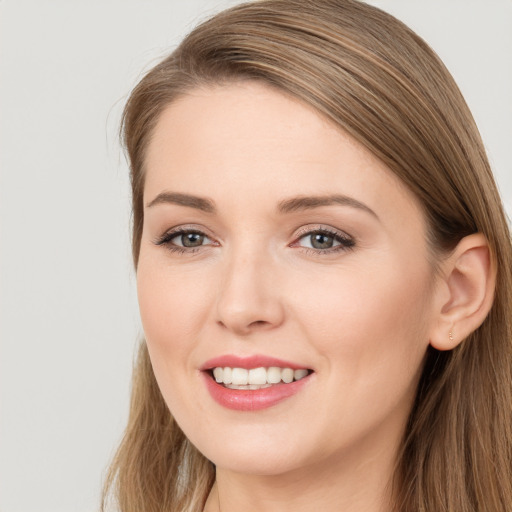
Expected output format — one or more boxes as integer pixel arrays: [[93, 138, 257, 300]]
[[277, 194, 379, 220]]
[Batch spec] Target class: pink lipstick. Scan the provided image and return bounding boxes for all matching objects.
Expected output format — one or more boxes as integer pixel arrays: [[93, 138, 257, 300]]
[[200, 354, 313, 411]]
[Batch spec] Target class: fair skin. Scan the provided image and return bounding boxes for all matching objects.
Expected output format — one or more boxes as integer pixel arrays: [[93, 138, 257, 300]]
[[137, 82, 494, 512]]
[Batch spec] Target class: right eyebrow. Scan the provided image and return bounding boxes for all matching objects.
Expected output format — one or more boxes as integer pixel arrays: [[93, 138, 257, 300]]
[[145, 192, 216, 213]]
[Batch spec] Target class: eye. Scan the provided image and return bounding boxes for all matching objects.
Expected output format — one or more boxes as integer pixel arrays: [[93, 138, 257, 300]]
[[154, 228, 216, 253], [293, 228, 355, 254], [301, 232, 339, 250], [172, 231, 209, 248]]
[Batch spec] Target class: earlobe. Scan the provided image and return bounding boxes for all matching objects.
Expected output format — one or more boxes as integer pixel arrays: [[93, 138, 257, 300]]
[[429, 233, 496, 351]]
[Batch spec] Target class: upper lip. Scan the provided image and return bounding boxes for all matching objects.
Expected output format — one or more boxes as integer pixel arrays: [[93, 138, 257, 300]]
[[200, 354, 311, 371]]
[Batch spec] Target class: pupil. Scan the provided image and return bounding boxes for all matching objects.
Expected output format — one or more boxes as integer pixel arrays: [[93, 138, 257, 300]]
[[311, 233, 333, 249], [182, 233, 204, 247]]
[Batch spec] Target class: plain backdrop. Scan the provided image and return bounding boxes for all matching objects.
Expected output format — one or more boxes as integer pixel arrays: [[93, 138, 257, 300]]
[[0, 1, 510, 511]]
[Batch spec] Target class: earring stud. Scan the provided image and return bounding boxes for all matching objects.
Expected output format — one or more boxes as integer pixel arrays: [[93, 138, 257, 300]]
[[449, 330, 454, 342]]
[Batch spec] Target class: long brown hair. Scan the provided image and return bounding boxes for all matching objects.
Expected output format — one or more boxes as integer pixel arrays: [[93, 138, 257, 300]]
[[102, 1, 512, 510]]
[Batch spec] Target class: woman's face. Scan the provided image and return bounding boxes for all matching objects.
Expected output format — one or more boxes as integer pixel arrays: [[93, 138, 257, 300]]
[[138, 82, 440, 477]]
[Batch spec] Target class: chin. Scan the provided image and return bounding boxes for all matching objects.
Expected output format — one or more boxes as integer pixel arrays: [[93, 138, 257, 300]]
[[210, 448, 305, 477], [185, 422, 308, 475]]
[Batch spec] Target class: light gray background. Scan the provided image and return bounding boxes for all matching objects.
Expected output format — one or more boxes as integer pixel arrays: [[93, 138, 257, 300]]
[[1, 1, 510, 511]]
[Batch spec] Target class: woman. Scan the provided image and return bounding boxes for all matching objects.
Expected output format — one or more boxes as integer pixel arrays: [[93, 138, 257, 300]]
[[102, 1, 512, 511]]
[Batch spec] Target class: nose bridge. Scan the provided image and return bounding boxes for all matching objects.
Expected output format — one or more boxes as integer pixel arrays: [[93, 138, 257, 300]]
[[215, 237, 284, 335]]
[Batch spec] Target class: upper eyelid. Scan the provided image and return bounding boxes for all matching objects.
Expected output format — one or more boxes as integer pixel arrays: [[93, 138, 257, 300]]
[[159, 224, 216, 239], [292, 224, 354, 241]]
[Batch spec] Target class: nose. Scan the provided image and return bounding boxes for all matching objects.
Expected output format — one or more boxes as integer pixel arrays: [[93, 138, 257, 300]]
[[215, 248, 285, 336]]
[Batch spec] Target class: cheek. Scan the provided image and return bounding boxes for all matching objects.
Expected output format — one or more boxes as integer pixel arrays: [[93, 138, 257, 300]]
[[136, 255, 214, 361], [291, 258, 432, 376], [285, 260, 433, 448], [135, 256, 218, 422]]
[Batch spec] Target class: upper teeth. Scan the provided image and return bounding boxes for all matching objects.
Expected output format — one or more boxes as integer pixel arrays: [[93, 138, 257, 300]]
[[212, 366, 309, 387]]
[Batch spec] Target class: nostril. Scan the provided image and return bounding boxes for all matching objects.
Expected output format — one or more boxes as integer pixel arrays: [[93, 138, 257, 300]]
[[216, 318, 272, 336], [250, 320, 269, 327]]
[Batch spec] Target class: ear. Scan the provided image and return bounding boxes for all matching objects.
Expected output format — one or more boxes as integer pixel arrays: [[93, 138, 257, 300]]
[[429, 233, 496, 351]]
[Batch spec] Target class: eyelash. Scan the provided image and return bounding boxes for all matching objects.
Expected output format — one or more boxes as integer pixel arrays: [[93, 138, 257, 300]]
[[154, 226, 355, 256]]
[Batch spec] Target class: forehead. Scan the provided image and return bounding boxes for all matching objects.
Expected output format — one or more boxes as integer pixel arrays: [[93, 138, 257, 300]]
[[144, 81, 423, 229]]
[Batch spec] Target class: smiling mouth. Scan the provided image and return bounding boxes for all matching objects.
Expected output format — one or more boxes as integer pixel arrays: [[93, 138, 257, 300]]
[[208, 366, 313, 390]]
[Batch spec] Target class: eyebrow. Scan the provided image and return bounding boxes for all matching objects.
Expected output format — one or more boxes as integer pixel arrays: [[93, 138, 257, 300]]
[[277, 194, 378, 219], [146, 191, 378, 219], [146, 192, 216, 213]]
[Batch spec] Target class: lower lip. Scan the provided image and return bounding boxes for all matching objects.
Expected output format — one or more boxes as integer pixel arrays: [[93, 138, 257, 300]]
[[202, 372, 311, 411]]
